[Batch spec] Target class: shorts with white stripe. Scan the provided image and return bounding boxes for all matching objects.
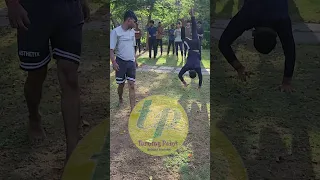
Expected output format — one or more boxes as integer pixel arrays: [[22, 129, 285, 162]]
[[17, 0, 83, 71], [115, 57, 136, 84]]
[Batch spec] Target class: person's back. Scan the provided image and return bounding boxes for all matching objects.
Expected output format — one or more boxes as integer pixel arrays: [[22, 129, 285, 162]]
[[242, 0, 289, 22]]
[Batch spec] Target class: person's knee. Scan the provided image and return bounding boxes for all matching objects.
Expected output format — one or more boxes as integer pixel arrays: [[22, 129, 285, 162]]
[[57, 60, 79, 90], [26, 65, 48, 85], [128, 81, 135, 90]]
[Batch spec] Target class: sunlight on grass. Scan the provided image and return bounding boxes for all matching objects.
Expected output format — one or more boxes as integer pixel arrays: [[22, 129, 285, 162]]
[[136, 47, 210, 68], [164, 144, 192, 171]]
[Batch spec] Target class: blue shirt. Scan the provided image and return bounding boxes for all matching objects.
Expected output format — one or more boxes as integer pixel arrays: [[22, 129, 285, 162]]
[[147, 26, 157, 39], [168, 29, 175, 41]]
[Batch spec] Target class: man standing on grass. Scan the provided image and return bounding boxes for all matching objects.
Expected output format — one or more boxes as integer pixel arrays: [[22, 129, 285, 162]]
[[110, 10, 138, 112], [6, 0, 90, 162], [184, 20, 192, 58], [197, 21, 204, 59], [167, 24, 175, 55], [156, 21, 164, 56], [218, 0, 296, 93], [147, 20, 157, 59], [134, 22, 142, 54]]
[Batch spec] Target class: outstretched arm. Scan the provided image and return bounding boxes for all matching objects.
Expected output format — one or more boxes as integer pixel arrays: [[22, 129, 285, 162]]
[[218, 11, 254, 70], [274, 17, 296, 85], [178, 66, 189, 86]]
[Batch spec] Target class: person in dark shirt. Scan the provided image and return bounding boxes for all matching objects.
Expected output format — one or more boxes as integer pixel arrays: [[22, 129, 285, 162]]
[[167, 24, 175, 55], [147, 20, 157, 59], [178, 8, 202, 90], [134, 22, 142, 54], [218, 0, 295, 93], [197, 21, 204, 59], [5, 0, 90, 162]]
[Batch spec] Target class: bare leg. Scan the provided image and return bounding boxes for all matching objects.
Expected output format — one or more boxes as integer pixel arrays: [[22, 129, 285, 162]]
[[25, 65, 48, 140], [128, 81, 135, 112], [118, 83, 125, 104], [57, 60, 80, 161]]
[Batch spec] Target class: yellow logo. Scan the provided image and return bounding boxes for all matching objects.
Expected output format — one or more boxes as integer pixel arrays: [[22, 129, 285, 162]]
[[211, 125, 248, 179], [129, 95, 189, 156], [61, 120, 109, 180]]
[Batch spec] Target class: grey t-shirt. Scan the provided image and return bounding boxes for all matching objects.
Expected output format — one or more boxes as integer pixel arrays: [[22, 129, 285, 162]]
[[110, 25, 136, 61]]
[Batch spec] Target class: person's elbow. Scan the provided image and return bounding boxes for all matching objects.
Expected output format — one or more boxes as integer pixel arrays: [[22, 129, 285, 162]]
[[218, 37, 229, 52]]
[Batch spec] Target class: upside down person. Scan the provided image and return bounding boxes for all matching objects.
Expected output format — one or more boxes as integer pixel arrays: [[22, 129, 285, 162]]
[[178, 8, 202, 90], [218, 0, 296, 93]]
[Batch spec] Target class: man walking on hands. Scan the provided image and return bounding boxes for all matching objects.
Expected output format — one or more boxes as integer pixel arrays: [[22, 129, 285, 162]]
[[6, 0, 90, 162], [218, 0, 296, 93], [110, 10, 138, 112]]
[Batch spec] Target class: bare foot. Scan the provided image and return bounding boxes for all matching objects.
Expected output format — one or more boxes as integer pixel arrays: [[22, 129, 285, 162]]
[[28, 114, 46, 142]]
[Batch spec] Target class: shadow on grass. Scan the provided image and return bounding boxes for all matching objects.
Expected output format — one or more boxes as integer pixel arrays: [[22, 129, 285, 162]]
[[109, 71, 210, 179], [0, 3, 110, 177]]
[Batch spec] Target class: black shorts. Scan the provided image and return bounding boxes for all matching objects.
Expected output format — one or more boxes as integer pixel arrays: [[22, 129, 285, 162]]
[[115, 57, 136, 84], [18, 0, 84, 71]]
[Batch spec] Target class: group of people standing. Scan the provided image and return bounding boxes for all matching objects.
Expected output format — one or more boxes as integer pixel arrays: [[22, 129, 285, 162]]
[[133, 18, 204, 60]]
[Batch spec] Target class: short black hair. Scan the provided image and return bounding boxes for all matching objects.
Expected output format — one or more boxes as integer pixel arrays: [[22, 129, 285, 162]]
[[253, 28, 277, 54], [177, 21, 181, 25], [158, 22, 161, 24], [124, 10, 137, 22], [149, 20, 154, 24], [189, 70, 197, 79]]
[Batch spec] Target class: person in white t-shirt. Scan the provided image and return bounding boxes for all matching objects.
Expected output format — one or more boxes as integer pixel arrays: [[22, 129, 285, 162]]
[[110, 10, 138, 112], [174, 22, 183, 58]]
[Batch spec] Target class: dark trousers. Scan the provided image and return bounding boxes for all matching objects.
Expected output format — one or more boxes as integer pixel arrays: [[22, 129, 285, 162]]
[[167, 40, 174, 54], [157, 39, 163, 54], [199, 38, 202, 59], [135, 38, 141, 54], [148, 38, 157, 58], [175, 41, 183, 57]]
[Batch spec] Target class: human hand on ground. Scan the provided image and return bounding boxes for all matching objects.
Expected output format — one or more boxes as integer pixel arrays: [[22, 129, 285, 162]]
[[183, 81, 189, 87], [112, 62, 120, 71], [7, 0, 30, 30], [278, 83, 294, 93], [236, 66, 252, 82]]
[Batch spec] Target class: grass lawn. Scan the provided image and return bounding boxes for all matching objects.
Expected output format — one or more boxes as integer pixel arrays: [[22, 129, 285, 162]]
[[214, 0, 320, 23], [0, 27, 109, 179], [110, 71, 210, 179], [135, 47, 210, 69], [212, 39, 320, 179]]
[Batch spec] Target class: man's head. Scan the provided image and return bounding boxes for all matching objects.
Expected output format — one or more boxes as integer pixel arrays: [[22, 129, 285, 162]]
[[176, 22, 181, 28], [189, 70, 197, 79], [123, 10, 137, 29], [186, 20, 191, 28], [158, 22, 161, 27], [149, 20, 154, 27], [197, 21, 202, 28], [253, 27, 277, 54]]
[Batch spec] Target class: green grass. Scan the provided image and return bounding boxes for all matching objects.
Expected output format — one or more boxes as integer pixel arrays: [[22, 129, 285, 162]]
[[110, 71, 210, 179], [212, 39, 320, 179], [136, 47, 210, 69], [0, 1, 5, 9], [0, 28, 109, 179], [214, 0, 320, 23]]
